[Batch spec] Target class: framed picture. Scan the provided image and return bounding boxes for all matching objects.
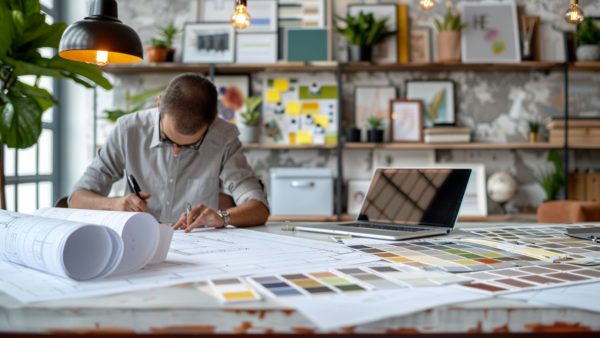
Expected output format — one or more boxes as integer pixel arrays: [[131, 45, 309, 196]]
[[240, 0, 278, 33], [277, 0, 326, 28], [213, 75, 251, 123], [390, 99, 424, 142], [236, 33, 277, 63], [460, 1, 521, 63], [432, 163, 487, 217], [354, 86, 397, 141], [410, 27, 432, 63], [198, 0, 235, 22], [348, 4, 397, 63], [347, 180, 371, 215], [182, 23, 235, 63], [405, 80, 455, 127]]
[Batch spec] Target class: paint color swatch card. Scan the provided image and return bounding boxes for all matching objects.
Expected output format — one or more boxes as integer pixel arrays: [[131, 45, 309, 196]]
[[459, 264, 600, 295], [208, 278, 262, 303], [363, 265, 472, 287], [333, 267, 407, 290]]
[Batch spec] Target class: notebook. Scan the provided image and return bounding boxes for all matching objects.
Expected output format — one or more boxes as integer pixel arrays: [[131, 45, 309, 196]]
[[295, 168, 472, 240]]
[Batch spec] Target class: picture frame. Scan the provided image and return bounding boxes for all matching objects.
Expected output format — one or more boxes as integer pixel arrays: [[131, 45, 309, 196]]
[[239, 0, 278, 33], [460, 1, 521, 63], [348, 4, 397, 63], [213, 75, 251, 123], [198, 0, 235, 22], [389, 99, 424, 143], [432, 163, 488, 217], [354, 86, 397, 141], [405, 80, 456, 127], [347, 180, 371, 215], [182, 22, 235, 64], [235, 33, 277, 64], [410, 27, 432, 63]]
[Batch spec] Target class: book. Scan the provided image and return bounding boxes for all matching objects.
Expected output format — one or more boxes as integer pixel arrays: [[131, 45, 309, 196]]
[[425, 127, 471, 134], [547, 119, 600, 129], [285, 28, 328, 62], [0, 208, 173, 281], [424, 133, 471, 143]]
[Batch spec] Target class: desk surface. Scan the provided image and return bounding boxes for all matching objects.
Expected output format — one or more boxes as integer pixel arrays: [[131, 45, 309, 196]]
[[1, 222, 599, 335]]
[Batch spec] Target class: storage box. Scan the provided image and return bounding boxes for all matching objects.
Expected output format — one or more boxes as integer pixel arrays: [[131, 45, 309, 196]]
[[270, 168, 333, 216]]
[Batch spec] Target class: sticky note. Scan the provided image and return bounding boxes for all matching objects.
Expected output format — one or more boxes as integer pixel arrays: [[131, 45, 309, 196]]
[[285, 101, 301, 116], [273, 78, 289, 92], [302, 102, 319, 115], [314, 115, 329, 129], [297, 131, 313, 145], [266, 89, 281, 103]]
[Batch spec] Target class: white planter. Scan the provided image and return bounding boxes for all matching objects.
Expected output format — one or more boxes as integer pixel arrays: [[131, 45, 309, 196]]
[[238, 125, 260, 144], [576, 45, 600, 61]]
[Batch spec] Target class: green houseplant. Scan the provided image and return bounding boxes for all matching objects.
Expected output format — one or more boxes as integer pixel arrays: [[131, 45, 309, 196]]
[[147, 37, 168, 63], [160, 21, 180, 62], [335, 11, 396, 62], [367, 117, 384, 143], [238, 96, 261, 144], [575, 18, 600, 61], [528, 119, 540, 143], [534, 150, 565, 201], [104, 86, 165, 122], [0, 0, 112, 208], [434, 4, 467, 63]]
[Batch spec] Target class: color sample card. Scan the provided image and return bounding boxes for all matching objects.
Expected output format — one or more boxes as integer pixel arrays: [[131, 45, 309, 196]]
[[248, 271, 369, 298], [460, 264, 600, 294], [348, 240, 543, 273], [334, 267, 406, 290], [364, 265, 472, 287], [208, 278, 262, 303]]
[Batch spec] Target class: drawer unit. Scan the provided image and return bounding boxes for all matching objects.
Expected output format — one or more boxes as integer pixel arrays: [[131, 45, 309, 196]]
[[270, 168, 333, 215]]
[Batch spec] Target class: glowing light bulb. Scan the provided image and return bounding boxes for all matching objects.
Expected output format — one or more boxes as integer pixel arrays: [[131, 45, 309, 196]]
[[231, 0, 251, 30], [95, 50, 108, 65], [419, 0, 435, 11], [565, 0, 584, 25]]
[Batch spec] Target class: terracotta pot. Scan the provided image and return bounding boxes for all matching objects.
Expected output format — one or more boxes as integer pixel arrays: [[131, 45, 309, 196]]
[[437, 31, 461, 63], [146, 46, 168, 62]]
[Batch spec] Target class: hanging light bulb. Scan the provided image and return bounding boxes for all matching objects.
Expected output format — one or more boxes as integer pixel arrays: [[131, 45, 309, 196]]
[[565, 0, 584, 25], [231, 0, 251, 30], [419, 0, 436, 11]]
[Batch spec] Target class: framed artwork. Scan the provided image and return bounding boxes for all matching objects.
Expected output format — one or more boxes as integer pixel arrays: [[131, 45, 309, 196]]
[[347, 180, 371, 215], [460, 1, 521, 63], [285, 28, 329, 62], [405, 80, 456, 127], [432, 163, 487, 217], [354, 86, 397, 142], [348, 4, 397, 63], [182, 23, 235, 63], [240, 0, 278, 33], [277, 0, 326, 28], [389, 99, 424, 143], [198, 0, 235, 22], [236, 33, 277, 64], [213, 75, 251, 123], [410, 27, 432, 63]]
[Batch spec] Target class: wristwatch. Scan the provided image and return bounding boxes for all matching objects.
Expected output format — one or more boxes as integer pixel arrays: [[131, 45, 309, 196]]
[[217, 209, 231, 227]]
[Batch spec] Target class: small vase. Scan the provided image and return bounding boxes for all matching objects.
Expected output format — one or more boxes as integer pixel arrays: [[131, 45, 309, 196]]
[[348, 45, 372, 62], [367, 129, 384, 143], [146, 46, 168, 62], [576, 45, 600, 61], [345, 127, 361, 143], [528, 132, 539, 143], [437, 31, 461, 63], [238, 125, 260, 144]]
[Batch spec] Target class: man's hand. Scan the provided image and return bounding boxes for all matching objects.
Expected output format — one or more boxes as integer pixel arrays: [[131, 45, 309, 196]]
[[172, 204, 225, 232], [113, 192, 151, 212]]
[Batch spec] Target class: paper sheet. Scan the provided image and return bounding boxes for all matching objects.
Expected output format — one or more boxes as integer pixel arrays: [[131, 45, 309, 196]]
[[502, 282, 600, 312]]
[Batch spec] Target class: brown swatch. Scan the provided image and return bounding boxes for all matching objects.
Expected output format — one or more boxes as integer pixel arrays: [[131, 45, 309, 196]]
[[519, 266, 556, 274], [495, 278, 536, 288], [546, 272, 589, 282], [492, 269, 529, 277], [466, 283, 507, 292], [519, 275, 563, 284], [573, 269, 600, 278], [545, 264, 580, 271]]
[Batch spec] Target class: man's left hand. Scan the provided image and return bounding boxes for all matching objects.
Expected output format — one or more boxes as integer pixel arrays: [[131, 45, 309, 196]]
[[172, 204, 225, 232]]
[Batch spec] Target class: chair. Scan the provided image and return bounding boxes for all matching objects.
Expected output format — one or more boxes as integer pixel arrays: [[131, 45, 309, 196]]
[[54, 196, 69, 208], [537, 200, 600, 223]]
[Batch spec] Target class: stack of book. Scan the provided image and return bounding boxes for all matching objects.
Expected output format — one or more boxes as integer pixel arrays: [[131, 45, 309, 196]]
[[569, 171, 600, 202], [424, 127, 472, 143], [547, 118, 600, 145]]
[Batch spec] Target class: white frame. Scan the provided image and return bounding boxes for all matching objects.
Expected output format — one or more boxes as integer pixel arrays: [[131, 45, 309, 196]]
[[198, 0, 235, 22], [348, 4, 397, 63], [434, 163, 487, 217], [235, 33, 278, 64], [354, 86, 397, 141], [182, 22, 235, 64], [239, 0, 278, 33], [390, 100, 423, 143], [460, 1, 521, 63]]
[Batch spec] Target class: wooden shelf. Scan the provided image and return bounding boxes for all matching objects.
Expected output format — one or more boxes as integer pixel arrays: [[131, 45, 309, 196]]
[[343, 61, 563, 72], [569, 62, 600, 71], [343, 142, 563, 150], [243, 143, 337, 150]]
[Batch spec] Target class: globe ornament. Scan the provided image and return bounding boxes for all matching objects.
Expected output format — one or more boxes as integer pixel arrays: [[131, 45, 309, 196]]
[[487, 171, 519, 213]]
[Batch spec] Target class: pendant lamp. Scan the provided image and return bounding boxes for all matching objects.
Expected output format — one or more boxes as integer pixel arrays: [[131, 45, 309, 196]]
[[59, 0, 143, 65]]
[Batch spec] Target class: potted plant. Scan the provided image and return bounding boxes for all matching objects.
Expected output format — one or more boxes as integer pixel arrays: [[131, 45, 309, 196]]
[[534, 150, 564, 201], [238, 96, 262, 144], [367, 117, 384, 143], [528, 119, 540, 143], [434, 4, 467, 63], [575, 18, 600, 61], [345, 123, 361, 143], [147, 37, 168, 63], [159, 21, 180, 62], [335, 11, 396, 62]]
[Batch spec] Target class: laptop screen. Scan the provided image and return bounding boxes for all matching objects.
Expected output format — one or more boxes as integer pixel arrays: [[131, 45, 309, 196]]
[[358, 168, 472, 228]]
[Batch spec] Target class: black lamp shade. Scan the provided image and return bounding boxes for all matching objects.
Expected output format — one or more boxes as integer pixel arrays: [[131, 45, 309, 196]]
[[59, 0, 143, 64]]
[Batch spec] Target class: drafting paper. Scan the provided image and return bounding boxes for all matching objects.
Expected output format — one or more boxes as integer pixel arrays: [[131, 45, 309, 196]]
[[502, 282, 600, 312]]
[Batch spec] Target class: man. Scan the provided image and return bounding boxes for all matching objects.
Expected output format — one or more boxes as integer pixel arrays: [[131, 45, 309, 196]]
[[70, 73, 269, 231]]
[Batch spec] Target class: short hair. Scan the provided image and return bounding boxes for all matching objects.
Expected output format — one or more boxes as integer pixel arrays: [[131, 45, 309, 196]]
[[160, 73, 218, 135]]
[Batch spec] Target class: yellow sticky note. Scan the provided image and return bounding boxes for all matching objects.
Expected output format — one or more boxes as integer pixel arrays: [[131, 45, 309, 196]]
[[314, 115, 329, 129], [285, 101, 301, 116], [297, 131, 313, 145], [273, 78, 289, 92], [266, 89, 281, 103], [302, 102, 319, 115]]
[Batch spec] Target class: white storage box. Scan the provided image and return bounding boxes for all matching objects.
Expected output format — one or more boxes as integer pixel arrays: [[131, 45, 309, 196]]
[[270, 168, 333, 216]]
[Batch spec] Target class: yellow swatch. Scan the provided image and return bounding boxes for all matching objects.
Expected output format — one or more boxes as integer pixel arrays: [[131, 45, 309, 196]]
[[302, 102, 319, 115], [266, 88, 281, 103], [223, 291, 257, 301], [273, 78, 289, 92], [285, 101, 301, 116], [314, 115, 329, 129], [297, 131, 313, 144]]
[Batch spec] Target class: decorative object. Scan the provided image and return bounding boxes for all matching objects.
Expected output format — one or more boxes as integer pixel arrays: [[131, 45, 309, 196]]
[[335, 11, 396, 62], [159, 21, 180, 62], [460, 1, 521, 63], [236, 33, 277, 63], [389, 100, 423, 143], [433, 4, 466, 63], [199, 0, 235, 22], [565, 0, 585, 25], [405, 80, 455, 127], [345, 124, 361, 143], [367, 117, 384, 143], [487, 171, 519, 214], [146, 37, 168, 63], [528, 119, 540, 143], [213, 75, 250, 123], [238, 96, 262, 144], [285, 28, 329, 62], [575, 18, 600, 61], [534, 150, 564, 201], [520, 16, 535, 61], [354, 86, 397, 142], [231, 0, 251, 30], [182, 23, 235, 63], [237, 0, 277, 33], [397, 4, 410, 63], [58, 0, 143, 65], [347, 4, 398, 63], [276, 0, 327, 60], [347, 180, 371, 215], [419, 0, 435, 11], [410, 27, 432, 62]]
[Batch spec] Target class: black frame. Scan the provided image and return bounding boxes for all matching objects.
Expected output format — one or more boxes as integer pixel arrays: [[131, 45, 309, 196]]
[[404, 79, 457, 127]]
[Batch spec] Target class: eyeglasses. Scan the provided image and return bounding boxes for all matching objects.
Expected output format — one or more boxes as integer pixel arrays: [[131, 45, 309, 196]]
[[158, 117, 206, 151]]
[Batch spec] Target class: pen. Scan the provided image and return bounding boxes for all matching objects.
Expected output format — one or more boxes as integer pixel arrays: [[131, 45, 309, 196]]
[[126, 174, 142, 199], [186, 202, 192, 219]]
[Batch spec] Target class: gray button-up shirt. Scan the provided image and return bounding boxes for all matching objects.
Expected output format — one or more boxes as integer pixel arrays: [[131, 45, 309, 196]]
[[71, 108, 268, 223]]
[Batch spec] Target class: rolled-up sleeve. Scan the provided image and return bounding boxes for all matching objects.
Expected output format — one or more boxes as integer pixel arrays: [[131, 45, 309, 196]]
[[71, 122, 126, 198], [220, 138, 269, 210]]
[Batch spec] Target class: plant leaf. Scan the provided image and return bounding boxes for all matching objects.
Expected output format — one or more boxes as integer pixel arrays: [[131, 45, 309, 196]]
[[0, 87, 43, 148], [46, 56, 113, 90]]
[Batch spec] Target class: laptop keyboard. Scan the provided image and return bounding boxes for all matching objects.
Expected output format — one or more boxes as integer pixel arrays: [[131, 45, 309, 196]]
[[343, 223, 428, 232]]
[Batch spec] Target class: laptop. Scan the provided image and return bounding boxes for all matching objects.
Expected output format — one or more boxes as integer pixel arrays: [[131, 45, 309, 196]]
[[295, 168, 472, 240]]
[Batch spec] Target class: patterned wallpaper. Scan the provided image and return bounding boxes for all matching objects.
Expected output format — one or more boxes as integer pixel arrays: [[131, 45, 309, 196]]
[[98, 0, 600, 214]]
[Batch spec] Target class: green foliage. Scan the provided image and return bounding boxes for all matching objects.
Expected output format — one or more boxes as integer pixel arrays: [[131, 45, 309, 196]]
[[534, 150, 565, 201], [528, 120, 540, 133], [240, 96, 261, 126], [159, 21, 180, 48], [149, 37, 168, 48], [0, 0, 112, 149], [103, 86, 165, 122], [576, 18, 600, 45], [367, 117, 383, 130], [335, 11, 396, 47], [434, 7, 467, 32]]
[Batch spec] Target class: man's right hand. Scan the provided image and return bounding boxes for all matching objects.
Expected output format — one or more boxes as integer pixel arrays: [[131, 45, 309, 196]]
[[113, 192, 151, 212]]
